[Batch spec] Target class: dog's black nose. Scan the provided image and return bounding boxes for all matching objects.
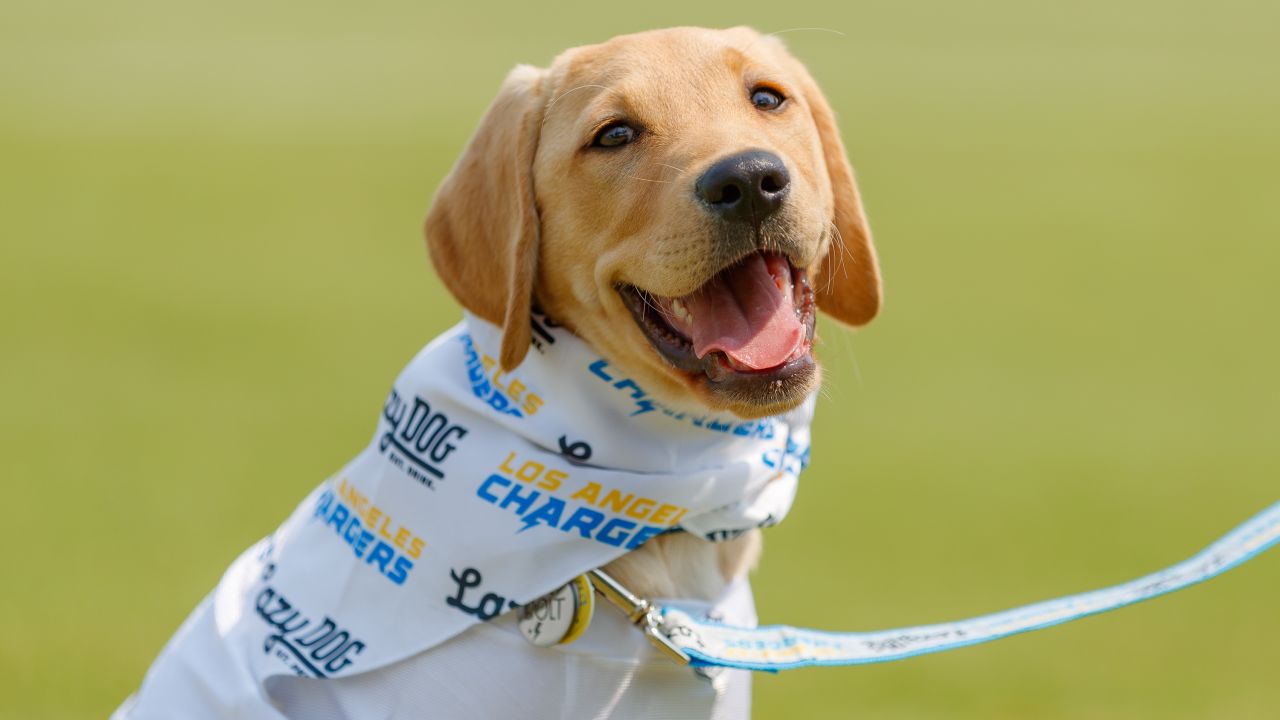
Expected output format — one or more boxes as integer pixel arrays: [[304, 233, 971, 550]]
[[695, 150, 790, 225]]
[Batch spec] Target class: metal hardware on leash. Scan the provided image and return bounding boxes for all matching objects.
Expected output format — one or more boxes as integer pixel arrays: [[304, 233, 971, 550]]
[[527, 502, 1279, 673], [587, 569, 692, 666]]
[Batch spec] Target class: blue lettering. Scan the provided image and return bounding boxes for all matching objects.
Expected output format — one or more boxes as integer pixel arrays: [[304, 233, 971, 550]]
[[477, 474, 510, 503], [597, 518, 637, 547], [342, 517, 362, 544], [500, 483, 540, 515], [762, 450, 779, 469], [487, 393, 513, 414], [327, 504, 350, 532], [518, 497, 565, 533], [613, 378, 645, 399], [315, 496, 414, 586], [366, 541, 394, 573], [589, 359, 613, 382], [387, 556, 413, 586], [353, 529, 372, 557], [630, 399, 656, 416], [314, 491, 334, 518], [560, 507, 606, 538], [626, 524, 664, 550]]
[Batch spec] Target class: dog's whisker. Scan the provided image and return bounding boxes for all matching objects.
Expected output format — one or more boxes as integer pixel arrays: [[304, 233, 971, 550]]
[[766, 27, 846, 40], [816, 382, 835, 404], [837, 324, 865, 388], [656, 163, 691, 176], [828, 221, 851, 285], [741, 26, 846, 55], [811, 221, 839, 296], [625, 175, 673, 184]]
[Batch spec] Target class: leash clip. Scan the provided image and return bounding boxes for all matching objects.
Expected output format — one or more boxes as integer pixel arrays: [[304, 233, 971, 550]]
[[587, 569, 692, 666]]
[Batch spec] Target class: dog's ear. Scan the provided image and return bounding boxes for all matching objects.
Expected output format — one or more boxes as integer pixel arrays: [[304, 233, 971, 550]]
[[780, 48, 883, 328], [426, 64, 547, 370]]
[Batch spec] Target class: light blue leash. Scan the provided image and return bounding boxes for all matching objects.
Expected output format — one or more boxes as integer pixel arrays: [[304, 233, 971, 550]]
[[639, 501, 1280, 671]]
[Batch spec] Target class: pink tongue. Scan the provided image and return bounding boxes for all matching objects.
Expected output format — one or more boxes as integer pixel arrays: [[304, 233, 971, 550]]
[[682, 253, 804, 370]]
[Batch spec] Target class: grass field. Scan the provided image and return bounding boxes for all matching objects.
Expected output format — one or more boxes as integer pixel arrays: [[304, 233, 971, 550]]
[[2, 1, 1278, 717]]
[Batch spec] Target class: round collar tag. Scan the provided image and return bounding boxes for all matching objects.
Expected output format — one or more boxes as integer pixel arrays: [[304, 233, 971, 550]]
[[518, 574, 595, 647]]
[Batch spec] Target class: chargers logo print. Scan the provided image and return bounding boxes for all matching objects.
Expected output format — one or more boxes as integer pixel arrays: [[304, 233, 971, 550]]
[[587, 359, 778, 438], [379, 388, 468, 489], [459, 333, 545, 417], [762, 437, 810, 476], [312, 481, 421, 586], [475, 450, 690, 550]]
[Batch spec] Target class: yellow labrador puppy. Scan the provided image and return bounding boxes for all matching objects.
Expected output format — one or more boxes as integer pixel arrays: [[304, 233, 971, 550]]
[[429, 25, 879, 601], [115, 26, 879, 720]]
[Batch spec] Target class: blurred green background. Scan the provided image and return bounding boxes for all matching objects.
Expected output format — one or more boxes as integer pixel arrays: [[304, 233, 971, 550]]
[[3, 0, 1277, 717]]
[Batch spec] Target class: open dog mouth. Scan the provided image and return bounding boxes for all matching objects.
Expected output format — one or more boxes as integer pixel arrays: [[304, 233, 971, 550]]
[[618, 251, 816, 392]]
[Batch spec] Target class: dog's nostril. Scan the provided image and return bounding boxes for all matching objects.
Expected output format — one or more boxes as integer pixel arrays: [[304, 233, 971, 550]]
[[716, 185, 742, 205], [760, 174, 784, 194]]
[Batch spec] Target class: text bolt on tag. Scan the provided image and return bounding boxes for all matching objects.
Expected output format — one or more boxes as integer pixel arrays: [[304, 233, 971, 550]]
[[518, 573, 595, 647]]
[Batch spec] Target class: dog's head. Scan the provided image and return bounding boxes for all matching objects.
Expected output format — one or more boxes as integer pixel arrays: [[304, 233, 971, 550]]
[[426, 26, 881, 419]]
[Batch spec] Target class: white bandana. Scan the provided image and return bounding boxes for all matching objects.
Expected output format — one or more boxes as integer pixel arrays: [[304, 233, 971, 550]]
[[154, 313, 812, 688]]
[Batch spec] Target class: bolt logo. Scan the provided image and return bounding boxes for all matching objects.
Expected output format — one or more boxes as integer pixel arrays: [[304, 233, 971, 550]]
[[379, 388, 468, 488], [475, 450, 690, 550]]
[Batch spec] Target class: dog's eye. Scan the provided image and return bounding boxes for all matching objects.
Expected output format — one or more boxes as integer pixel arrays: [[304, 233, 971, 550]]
[[751, 88, 785, 111], [593, 123, 637, 148]]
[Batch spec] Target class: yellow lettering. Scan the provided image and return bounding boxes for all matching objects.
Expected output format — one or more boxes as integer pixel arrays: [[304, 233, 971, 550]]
[[490, 369, 509, 394], [523, 395, 544, 416], [498, 451, 518, 476], [409, 536, 425, 560], [669, 507, 689, 526], [601, 488, 634, 514], [507, 378, 525, 401], [378, 515, 395, 542], [626, 497, 655, 521], [650, 503, 680, 526], [394, 526, 411, 550], [515, 460, 544, 483], [540, 469, 566, 492], [481, 354, 497, 372], [340, 481, 368, 514], [367, 506, 383, 530], [570, 482, 602, 504]]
